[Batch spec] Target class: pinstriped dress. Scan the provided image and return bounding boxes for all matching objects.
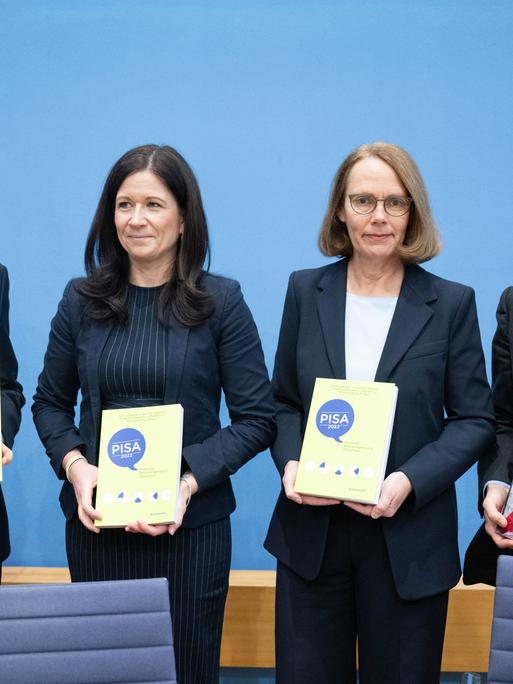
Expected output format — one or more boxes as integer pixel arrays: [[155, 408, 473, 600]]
[[66, 284, 231, 684]]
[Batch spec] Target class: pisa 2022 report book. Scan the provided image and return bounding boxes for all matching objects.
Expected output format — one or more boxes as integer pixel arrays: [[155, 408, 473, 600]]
[[94, 404, 183, 528], [295, 378, 398, 504]]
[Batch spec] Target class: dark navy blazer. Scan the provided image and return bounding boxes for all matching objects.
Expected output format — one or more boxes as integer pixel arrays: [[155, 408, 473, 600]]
[[464, 287, 513, 586], [264, 258, 495, 600], [32, 273, 275, 527], [478, 287, 513, 489], [0, 264, 24, 561]]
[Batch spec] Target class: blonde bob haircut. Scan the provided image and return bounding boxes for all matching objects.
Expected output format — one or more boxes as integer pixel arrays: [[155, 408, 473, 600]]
[[319, 142, 442, 263]]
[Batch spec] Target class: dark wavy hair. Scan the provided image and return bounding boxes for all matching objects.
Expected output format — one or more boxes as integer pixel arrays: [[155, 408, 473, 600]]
[[77, 144, 214, 326]]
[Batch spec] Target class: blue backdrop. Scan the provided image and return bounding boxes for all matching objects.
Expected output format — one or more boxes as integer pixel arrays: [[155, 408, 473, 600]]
[[2, 0, 513, 570]]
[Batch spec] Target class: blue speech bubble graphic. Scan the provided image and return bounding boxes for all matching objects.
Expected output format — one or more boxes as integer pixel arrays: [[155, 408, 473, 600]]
[[316, 399, 355, 443], [107, 428, 146, 471]]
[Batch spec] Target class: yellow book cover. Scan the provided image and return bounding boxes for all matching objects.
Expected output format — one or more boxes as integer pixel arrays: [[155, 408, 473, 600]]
[[295, 378, 398, 504], [94, 404, 183, 528]]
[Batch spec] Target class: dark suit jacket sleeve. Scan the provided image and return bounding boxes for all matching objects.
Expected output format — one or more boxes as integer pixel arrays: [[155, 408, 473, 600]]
[[0, 265, 24, 447], [32, 281, 85, 477], [182, 280, 276, 491], [478, 287, 513, 490], [269, 272, 304, 475], [399, 286, 495, 510]]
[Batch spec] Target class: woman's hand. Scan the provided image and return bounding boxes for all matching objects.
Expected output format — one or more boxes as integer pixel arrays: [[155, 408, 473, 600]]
[[64, 450, 102, 533], [126, 472, 199, 536], [344, 471, 412, 519], [124, 520, 170, 536], [483, 484, 513, 549], [1, 443, 13, 466], [282, 460, 341, 506]]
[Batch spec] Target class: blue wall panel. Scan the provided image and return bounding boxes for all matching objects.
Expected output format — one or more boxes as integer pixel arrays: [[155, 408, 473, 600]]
[[1, 0, 512, 569]]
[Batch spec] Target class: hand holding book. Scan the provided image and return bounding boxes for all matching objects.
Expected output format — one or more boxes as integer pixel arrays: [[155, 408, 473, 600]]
[[343, 471, 412, 519], [125, 472, 199, 536], [64, 449, 102, 534], [484, 483, 513, 549], [283, 460, 340, 506], [1, 443, 13, 468]]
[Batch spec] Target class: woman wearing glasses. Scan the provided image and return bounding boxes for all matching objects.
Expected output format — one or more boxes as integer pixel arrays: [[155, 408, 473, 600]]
[[265, 142, 494, 683]]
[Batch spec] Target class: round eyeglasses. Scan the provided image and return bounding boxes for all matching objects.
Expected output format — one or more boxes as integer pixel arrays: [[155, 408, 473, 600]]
[[348, 194, 412, 217]]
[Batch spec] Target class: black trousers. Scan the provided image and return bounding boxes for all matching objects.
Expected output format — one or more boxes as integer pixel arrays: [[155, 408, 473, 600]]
[[66, 515, 231, 684], [275, 506, 448, 684]]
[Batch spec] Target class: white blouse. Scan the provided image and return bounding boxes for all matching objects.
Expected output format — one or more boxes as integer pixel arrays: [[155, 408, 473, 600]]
[[345, 292, 398, 381]]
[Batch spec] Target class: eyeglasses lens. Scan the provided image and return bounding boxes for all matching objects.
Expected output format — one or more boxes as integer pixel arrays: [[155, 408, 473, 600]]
[[349, 195, 410, 217]]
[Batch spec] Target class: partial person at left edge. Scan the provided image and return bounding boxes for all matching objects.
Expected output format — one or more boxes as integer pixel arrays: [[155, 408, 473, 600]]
[[0, 264, 25, 582]]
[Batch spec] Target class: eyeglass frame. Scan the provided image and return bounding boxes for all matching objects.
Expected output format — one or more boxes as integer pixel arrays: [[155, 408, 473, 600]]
[[347, 193, 413, 217]]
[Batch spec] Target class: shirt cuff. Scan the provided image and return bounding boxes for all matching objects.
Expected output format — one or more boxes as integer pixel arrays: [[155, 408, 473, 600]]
[[483, 480, 510, 498]]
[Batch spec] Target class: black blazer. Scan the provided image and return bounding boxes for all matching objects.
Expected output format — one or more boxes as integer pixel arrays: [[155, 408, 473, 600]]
[[478, 287, 513, 489], [0, 264, 24, 561], [464, 287, 513, 585], [32, 273, 275, 527], [264, 258, 495, 600]]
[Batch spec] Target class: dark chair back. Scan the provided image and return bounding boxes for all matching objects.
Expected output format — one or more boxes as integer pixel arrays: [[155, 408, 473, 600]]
[[488, 554, 513, 684]]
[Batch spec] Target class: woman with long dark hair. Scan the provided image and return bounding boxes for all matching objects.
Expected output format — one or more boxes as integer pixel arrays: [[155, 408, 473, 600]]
[[33, 145, 275, 683]]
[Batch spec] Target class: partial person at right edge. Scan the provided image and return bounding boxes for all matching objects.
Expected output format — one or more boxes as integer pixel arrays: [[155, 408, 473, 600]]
[[0, 264, 25, 582], [464, 288, 513, 586]]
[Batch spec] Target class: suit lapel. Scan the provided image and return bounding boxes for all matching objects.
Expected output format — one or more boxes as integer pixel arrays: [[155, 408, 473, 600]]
[[316, 259, 348, 379], [164, 317, 190, 404], [375, 265, 437, 381], [86, 318, 114, 440]]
